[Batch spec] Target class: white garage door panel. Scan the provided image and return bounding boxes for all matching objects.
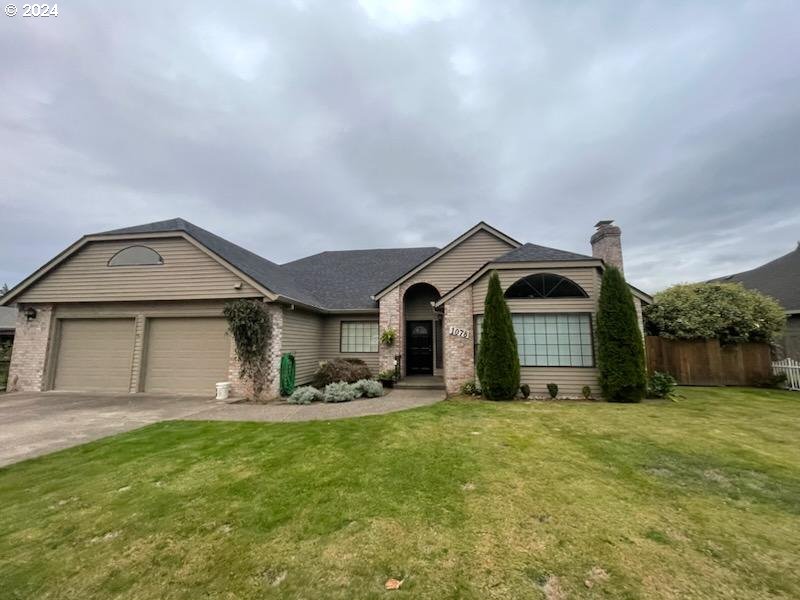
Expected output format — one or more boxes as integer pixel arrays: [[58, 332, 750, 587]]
[[54, 319, 136, 392], [144, 317, 230, 395]]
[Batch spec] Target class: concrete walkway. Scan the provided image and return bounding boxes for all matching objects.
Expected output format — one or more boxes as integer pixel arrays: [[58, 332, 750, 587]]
[[184, 388, 445, 423]]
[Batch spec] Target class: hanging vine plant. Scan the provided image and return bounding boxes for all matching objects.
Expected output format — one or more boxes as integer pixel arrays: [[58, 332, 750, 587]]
[[223, 299, 272, 397], [380, 327, 397, 346]]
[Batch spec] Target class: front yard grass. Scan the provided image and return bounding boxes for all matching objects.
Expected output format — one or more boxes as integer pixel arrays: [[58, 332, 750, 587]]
[[1, 387, 799, 599]]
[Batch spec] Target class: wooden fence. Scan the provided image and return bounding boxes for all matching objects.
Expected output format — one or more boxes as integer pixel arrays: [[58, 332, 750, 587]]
[[645, 336, 772, 386], [772, 358, 800, 391]]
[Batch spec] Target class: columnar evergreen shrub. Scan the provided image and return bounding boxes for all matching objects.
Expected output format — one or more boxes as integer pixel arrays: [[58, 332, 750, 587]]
[[596, 267, 647, 402], [476, 271, 520, 400]]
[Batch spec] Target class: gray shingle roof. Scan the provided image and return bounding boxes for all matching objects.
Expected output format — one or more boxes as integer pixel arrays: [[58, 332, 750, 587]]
[[494, 243, 595, 263], [93, 218, 600, 312], [97, 218, 323, 307], [712, 244, 800, 312], [282, 247, 439, 310]]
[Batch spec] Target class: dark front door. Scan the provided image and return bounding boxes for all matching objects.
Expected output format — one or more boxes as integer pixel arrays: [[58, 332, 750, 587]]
[[406, 321, 433, 375]]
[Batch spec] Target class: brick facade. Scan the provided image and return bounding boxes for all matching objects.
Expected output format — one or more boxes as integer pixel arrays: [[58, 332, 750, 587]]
[[590, 223, 624, 272], [378, 287, 402, 374], [442, 287, 475, 394], [7, 304, 54, 392], [228, 302, 283, 400]]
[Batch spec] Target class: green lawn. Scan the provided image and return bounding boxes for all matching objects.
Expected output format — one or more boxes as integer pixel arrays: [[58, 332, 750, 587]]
[[1, 388, 799, 599]]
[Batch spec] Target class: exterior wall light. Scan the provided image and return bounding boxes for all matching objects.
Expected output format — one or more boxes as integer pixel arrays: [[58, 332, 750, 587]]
[[24, 307, 37, 321]]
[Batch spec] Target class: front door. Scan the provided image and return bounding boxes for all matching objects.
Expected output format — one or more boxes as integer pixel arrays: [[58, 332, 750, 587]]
[[406, 321, 433, 375]]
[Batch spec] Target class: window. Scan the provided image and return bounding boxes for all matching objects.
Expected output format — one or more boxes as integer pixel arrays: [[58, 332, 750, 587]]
[[108, 245, 164, 266], [504, 273, 588, 299], [340, 321, 379, 353], [476, 313, 594, 367]]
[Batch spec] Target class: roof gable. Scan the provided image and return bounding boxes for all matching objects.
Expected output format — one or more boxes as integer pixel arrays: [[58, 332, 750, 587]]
[[373, 222, 520, 299]]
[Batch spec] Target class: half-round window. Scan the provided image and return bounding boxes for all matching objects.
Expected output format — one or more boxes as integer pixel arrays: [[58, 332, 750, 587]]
[[108, 245, 164, 267], [504, 273, 588, 299]]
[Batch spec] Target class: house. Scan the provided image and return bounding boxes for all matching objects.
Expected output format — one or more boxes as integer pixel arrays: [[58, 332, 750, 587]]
[[0, 306, 15, 344], [712, 244, 800, 360], [0, 218, 650, 397]]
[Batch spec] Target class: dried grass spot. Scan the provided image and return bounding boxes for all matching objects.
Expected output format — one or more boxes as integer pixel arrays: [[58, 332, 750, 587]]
[[584, 566, 609, 588], [542, 575, 566, 600]]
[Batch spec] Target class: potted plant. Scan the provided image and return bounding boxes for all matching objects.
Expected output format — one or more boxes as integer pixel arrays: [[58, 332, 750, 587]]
[[378, 369, 396, 388], [380, 327, 397, 347]]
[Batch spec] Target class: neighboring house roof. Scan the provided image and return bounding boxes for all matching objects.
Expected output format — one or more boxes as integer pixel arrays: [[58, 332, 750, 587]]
[[0, 306, 16, 332], [283, 247, 439, 310], [711, 243, 800, 313], [494, 242, 595, 263]]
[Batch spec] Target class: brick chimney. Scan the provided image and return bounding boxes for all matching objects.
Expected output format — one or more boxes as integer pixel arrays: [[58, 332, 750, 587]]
[[591, 220, 624, 272]]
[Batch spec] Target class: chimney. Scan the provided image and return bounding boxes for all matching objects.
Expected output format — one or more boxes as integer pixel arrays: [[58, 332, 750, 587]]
[[591, 220, 624, 272]]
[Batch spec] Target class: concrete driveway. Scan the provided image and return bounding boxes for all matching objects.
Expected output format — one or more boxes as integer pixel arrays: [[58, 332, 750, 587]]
[[0, 391, 224, 467]]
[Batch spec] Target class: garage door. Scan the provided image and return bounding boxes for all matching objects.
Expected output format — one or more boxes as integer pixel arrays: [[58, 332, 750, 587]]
[[54, 319, 136, 392], [143, 317, 230, 395]]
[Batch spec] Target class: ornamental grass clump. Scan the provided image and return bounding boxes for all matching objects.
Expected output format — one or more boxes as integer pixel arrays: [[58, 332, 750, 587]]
[[353, 379, 383, 398], [476, 271, 520, 400], [287, 386, 323, 405], [323, 381, 357, 403]]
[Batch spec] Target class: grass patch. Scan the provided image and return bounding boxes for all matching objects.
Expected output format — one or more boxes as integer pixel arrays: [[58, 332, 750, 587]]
[[1, 387, 799, 598]]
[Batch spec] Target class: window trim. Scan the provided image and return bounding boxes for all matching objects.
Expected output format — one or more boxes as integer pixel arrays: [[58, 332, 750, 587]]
[[475, 312, 596, 368], [107, 245, 164, 267], [339, 320, 380, 354], [504, 273, 589, 300]]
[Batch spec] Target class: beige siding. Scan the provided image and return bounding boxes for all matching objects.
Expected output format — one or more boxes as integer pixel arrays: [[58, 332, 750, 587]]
[[406, 229, 514, 295], [320, 315, 380, 374], [18, 237, 261, 303], [281, 307, 324, 385], [520, 367, 600, 398], [472, 266, 601, 398], [404, 292, 438, 321], [472, 267, 599, 313]]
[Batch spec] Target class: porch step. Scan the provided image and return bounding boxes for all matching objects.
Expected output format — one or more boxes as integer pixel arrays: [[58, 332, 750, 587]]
[[394, 376, 445, 390]]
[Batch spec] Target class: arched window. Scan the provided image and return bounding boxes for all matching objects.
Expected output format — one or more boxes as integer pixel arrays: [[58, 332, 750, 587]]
[[504, 273, 588, 299], [108, 245, 164, 267]]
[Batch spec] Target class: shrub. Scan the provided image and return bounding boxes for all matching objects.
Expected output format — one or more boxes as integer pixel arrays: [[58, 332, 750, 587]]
[[378, 369, 396, 382], [643, 282, 785, 345], [223, 300, 272, 397], [287, 386, 323, 405], [323, 381, 357, 403], [461, 380, 481, 396], [581, 385, 593, 400], [646, 371, 677, 399], [753, 373, 787, 389], [476, 271, 520, 400], [597, 267, 647, 403], [353, 379, 383, 398], [520, 383, 531, 399], [546, 383, 559, 399], [313, 358, 372, 388]]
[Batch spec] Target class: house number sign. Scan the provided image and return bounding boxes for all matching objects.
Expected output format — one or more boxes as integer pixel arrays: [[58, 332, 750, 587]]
[[448, 326, 470, 339]]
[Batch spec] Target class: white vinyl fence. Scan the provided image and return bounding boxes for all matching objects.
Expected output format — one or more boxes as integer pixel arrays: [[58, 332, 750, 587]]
[[772, 358, 800, 391]]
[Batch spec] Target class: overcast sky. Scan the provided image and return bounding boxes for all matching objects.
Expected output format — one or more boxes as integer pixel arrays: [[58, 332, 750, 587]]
[[1, 1, 799, 293]]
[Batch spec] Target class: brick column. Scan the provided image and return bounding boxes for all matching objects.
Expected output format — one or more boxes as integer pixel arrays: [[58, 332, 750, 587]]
[[442, 288, 474, 394], [378, 287, 402, 374], [228, 302, 283, 401], [7, 304, 54, 392]]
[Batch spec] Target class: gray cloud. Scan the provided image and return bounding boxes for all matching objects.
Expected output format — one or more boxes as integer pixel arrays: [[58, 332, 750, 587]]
[[2, 0, 799, 293]]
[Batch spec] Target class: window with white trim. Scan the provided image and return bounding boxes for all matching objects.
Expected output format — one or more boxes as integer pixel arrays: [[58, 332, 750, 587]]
[[476, 313, 594, 367], [340, 321, 379, 353]]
